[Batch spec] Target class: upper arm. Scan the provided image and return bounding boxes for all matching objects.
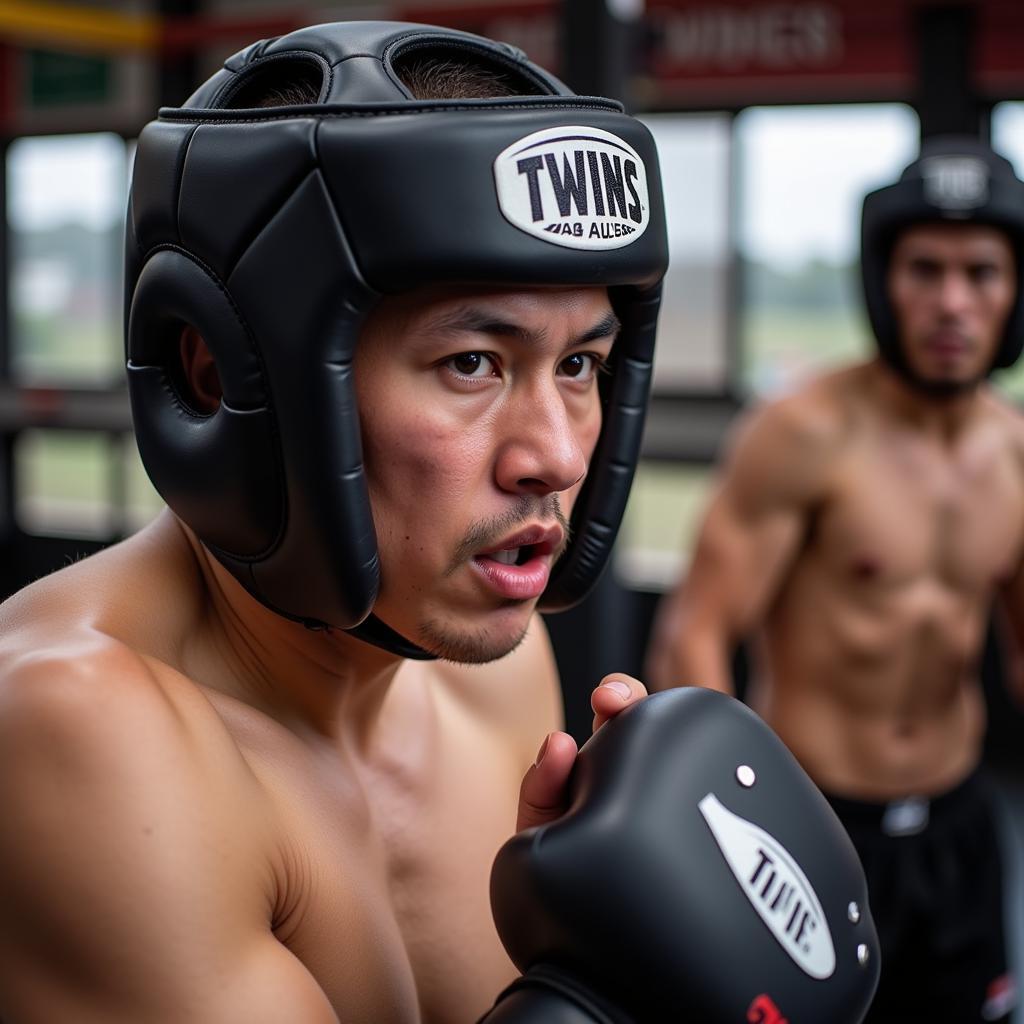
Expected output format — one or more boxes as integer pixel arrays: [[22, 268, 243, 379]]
[[662, 397, 837, 645], [0, 650, 337, 1024]]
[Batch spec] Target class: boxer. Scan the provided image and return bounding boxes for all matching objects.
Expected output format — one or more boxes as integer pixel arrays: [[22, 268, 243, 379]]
[[0, 21, 665, 1023], [648, 136, 1024, 1023]]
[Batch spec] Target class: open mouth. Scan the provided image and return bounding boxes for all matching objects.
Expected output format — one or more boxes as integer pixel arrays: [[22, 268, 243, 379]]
[[469, 524, 565, 601], [476, 523, 563, 568], [487, 545, 536, 567]]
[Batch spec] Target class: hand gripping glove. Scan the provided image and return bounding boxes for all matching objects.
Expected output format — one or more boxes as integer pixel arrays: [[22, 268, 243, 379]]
[[480, 687, 880, 1023]]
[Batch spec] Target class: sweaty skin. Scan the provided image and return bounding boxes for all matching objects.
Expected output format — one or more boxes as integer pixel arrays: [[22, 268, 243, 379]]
[[0, 287, 647, 1024], [648, 223, 1024, 799]]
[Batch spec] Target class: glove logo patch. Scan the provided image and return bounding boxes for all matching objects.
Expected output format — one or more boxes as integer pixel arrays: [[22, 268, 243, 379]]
[[493, 125, 650, 250], [699, 794, 836, 979]]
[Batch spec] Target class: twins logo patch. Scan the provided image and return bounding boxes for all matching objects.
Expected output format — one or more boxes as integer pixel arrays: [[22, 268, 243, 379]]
[[493, 125, 650, 250], [699, 793, 836, 980], [921, 155, 990, 211]]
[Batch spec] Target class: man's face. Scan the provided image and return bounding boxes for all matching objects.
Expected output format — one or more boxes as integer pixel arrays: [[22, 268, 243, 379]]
[[887, 223, 1017, 393], [354, 285, 618, 664]]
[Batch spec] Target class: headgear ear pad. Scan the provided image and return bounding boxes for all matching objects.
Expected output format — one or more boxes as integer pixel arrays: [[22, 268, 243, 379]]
[[125, 21, 669, 656], [861, 135, 1024, 374], [128, 249, 283, 559]]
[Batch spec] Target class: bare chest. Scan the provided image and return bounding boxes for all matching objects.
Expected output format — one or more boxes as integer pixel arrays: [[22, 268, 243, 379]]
[[813, 431, 1024, 593], [256, 725, 524, 1024]]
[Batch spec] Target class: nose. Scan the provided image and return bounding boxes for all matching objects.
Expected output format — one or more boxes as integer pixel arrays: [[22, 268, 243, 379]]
[[494, 383, 589, 497], [937, 269, 973, 318]]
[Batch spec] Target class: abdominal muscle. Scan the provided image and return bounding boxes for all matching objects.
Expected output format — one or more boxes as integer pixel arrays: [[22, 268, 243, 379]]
[[752, 564, 990, 801]]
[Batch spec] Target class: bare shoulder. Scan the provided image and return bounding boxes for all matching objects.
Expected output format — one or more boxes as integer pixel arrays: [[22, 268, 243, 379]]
[[0, 515, 260, 849], [0, 628, 306, 1021], [435, 614, 562, 764], [0, 600, 276, 876], [732, 367, 857, 456], [720, 367, 859, 503], [0, 511, 207, 657], [0, 625, 264, 847], [0, 626, 165, 748], [983, 385, 1024, 459]]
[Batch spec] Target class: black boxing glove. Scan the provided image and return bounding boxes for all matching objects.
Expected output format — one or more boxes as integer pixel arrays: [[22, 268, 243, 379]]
[[480, 687, 880, 1023]]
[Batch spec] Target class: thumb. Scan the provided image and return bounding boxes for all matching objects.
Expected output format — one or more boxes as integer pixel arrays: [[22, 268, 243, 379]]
[[516, 730, 578, 833]]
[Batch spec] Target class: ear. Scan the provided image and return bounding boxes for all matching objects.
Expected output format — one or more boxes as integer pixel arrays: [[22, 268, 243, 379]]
[[178, 325, 223, 414]]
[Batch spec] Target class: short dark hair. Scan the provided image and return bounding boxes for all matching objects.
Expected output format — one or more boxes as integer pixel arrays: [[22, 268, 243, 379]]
[[395, 55, 520, 99], [242, 49, 529, 108]]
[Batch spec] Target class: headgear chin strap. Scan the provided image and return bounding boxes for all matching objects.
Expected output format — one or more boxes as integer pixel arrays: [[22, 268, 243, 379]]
[[861, 135, 1024, 378], [125, 21, 668, 659]]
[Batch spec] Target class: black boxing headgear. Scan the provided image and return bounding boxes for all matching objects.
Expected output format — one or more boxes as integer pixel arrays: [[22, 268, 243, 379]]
[[125, 21, 668, 658], [861, 135, 1024, 375]]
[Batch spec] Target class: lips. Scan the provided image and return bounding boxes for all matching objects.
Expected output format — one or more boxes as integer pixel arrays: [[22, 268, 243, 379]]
[[923, 331, 970, 356], [472, 524, 564, 601]]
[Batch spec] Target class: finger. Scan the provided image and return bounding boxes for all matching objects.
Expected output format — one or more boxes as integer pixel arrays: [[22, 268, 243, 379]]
[[591, 673, 648, 733], [516, 730, 578, 833]]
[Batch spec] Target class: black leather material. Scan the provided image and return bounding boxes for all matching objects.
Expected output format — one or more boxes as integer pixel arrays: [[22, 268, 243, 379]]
[[186, 21, 567, 108], [480, 965, 633, 1023], [128, 250, 282, 559], [177, 120, 317, 280], [125, 20, 668, 651], [130, 120, 194, 252], [490, 689, 881, 1023], [861, 135, 1024, 373]]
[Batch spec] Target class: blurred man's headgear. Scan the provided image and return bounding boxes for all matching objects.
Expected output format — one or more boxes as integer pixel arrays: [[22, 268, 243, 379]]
[[861, 135, 1024, 376]]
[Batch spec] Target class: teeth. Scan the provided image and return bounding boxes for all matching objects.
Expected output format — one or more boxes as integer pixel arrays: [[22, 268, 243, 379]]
[[492, 548, 520, 565]]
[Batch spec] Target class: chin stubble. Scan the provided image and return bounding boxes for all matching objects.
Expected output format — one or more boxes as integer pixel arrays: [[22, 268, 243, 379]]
[[415, 618, 532, 665]]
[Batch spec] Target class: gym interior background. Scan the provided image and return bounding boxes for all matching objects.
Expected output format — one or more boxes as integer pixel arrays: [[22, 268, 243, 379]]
[[0, 0, 1022, 988]]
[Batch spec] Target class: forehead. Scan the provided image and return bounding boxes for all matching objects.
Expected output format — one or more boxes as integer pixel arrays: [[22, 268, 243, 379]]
[[891, 222, 1015, 263], [359, 284, 615, 347]]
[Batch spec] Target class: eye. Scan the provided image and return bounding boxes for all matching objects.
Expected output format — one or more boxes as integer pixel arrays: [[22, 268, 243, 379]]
[[445, 352, 497, 379], [969, 264, 999, 284], [559, 352, 604, 381], [908, 259, 942, 281]]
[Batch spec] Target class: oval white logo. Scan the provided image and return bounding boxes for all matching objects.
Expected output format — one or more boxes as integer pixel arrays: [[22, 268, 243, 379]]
[[699, 793, 836, 980], [920, 155, 989, 211], [493, 125, 650, 250]]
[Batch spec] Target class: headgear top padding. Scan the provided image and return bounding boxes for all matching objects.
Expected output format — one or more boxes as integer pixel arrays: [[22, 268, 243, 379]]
[[861, 135, 1024, 373], [125, 21, 669, 657]]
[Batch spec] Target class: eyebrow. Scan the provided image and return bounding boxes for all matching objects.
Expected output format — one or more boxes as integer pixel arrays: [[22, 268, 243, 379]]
[[906, 253, 1005, 268], [422, 306, 622, 348]]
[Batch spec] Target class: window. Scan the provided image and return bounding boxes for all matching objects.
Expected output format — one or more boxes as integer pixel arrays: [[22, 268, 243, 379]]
[[124, 435, 164, 534], [642, 113, 732, 393], [992, 101, 1024, 177], [7, 132, 131, 385], [989, 101, 1024, 401], [13, 428, 163, 540], [616, 461, 714, 591], [735, 104, 919, 396], [15, 429, 116, 538]]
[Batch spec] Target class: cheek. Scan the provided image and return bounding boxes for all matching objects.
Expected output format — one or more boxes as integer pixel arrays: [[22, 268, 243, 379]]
[[577, 395, 603, 458], [891, 289, 925, 333], [360, 409, 486, 538], [586, 400, 604, 449], [988, 285, 1017, 327]]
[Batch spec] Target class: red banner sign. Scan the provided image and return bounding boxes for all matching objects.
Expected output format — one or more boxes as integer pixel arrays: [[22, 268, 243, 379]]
[[398, 0, 916, 105]]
